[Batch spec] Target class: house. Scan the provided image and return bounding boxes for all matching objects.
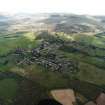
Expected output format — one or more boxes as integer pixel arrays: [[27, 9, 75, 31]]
[[51, 89, 76, 105], [85, 101, 96, 105], [95, 93, 105, 105]]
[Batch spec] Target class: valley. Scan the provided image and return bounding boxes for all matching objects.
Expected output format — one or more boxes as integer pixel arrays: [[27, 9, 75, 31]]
[[0, 13, 105, 105]]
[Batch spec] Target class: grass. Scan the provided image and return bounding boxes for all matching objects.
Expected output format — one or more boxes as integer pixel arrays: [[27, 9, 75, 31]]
[[0, 32, 40, 55], [10, 64, 104, 103], [0, 65, 11, 72], [23, 32, 36, 41], [59, 50, 105, 68], [0, 78, 18, 105], [77, 62, 105, 85], [10, 64, 69, 90], [58, 50, 105, 85], [0, 31, 105, 104]]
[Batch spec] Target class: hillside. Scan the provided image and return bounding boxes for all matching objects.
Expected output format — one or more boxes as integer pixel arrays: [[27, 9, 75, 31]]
[[0, 13, 105, 34], [0, 13, 105, 105]]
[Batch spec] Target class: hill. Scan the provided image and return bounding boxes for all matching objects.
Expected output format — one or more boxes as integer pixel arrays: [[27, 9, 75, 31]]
[[0, 13, 105, 105], [0, 13, 105, 34]]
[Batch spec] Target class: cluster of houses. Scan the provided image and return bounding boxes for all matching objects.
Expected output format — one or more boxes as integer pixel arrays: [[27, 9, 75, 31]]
[[13, 41, 78, 73]]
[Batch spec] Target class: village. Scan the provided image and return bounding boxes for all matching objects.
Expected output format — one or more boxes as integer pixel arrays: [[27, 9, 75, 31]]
[[13, 40, 78, 73]]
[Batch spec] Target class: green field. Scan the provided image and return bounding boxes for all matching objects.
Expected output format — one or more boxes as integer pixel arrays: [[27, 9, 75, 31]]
[[0, 78, 18, 105], [0, 31, 105, 105]]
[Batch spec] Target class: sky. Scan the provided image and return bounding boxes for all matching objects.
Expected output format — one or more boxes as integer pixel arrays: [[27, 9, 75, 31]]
[[0, 0, 105, 15]]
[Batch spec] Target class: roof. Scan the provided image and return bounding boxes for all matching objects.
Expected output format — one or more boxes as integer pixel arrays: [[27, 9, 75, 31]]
[[85, 101, 96, 105], [51, 89, 76, 105], [96, 93, 105, 105]]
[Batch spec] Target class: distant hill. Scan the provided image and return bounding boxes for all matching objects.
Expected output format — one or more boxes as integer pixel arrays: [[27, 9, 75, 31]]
[[42, 14, 105, 33], [0, 13, 105, 34]]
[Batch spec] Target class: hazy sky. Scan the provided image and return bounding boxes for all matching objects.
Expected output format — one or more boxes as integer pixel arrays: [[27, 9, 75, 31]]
[[0, 0, 105, 15]]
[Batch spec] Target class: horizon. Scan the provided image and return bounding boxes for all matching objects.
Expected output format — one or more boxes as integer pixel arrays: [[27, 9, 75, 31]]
[[0, 0, 105, 16], [1, 12, 105, 17]]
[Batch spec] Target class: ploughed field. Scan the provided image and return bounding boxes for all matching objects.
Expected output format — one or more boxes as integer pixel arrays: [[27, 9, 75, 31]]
[[0, 31, 105, 105]]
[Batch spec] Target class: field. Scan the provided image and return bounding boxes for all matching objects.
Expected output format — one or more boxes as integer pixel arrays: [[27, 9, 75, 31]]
[[0, 31, 105, 105]]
